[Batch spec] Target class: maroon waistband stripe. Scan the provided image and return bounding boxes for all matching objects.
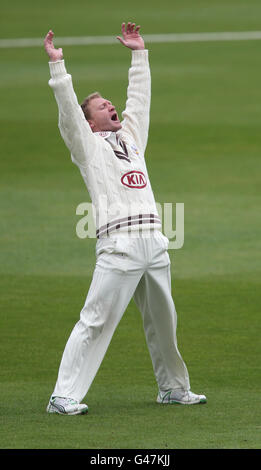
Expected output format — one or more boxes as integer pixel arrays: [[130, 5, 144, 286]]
[[96, 213, 161, 238]]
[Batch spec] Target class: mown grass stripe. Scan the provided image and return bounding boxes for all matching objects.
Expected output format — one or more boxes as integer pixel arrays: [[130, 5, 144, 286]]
[[1, 31, 261, 48]]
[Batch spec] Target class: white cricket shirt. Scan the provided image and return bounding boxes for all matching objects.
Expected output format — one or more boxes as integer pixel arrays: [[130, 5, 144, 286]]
[[48, 50, 161, 238]]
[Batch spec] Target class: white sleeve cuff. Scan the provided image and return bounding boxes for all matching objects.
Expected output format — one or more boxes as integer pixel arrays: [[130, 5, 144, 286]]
[[49, 60, 67, 79], [131, 49, 149, 66]]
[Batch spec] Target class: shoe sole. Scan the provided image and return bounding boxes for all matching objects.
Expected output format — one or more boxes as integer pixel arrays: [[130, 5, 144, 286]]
[[157, 397, 207, 405]]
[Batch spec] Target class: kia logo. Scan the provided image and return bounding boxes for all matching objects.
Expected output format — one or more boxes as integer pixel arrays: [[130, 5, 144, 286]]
[[121, 171, 147, 188]]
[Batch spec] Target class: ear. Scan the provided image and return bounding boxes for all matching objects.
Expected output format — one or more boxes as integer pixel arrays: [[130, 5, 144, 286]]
[[88, 119, 95, 130]]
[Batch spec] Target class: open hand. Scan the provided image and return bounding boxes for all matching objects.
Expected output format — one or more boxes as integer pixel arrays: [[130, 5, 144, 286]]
[[44, 30, 63, 61], [117, 22, 145, 50]]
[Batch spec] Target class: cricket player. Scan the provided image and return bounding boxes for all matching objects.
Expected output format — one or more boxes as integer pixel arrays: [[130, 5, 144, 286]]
[[44, 23, 206, 415]]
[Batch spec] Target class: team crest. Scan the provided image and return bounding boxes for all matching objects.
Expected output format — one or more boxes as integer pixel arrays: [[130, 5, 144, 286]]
[[131, 144, 139, 155]]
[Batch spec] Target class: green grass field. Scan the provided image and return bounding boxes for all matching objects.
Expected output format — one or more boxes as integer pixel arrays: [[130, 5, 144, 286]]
[[1, 0, 261, 450]]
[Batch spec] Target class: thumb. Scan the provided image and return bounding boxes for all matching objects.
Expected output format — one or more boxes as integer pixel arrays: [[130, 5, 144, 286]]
[[116, 36, 125, 45]]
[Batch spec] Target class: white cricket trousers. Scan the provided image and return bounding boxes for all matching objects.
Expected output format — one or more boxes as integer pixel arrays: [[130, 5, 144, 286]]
[[52, 231, 190, 402]]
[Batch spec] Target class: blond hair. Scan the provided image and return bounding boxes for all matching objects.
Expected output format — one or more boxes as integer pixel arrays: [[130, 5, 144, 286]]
[[81, 92, 102, 120]]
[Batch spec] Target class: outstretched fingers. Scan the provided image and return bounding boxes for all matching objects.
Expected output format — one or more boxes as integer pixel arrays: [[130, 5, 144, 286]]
[[44, 30, 54, 51], [116, 22, 143, 49], [126, 22, 135, 34], [122, 22, 141, 36], [44, 30, 63, 61], [121, 22, 126, 36], [45, 30, 54, 43]]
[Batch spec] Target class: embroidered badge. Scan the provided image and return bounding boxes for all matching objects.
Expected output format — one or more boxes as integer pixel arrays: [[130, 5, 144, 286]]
[[131, 144, 139, 155]]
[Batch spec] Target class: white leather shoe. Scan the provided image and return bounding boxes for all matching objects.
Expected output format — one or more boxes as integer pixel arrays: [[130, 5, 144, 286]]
[[46, 396, 88, 415], [157, 389, 207, 405]]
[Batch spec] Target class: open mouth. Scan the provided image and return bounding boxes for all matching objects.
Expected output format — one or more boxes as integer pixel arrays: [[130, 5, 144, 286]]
[[111, 112, 118, 122]]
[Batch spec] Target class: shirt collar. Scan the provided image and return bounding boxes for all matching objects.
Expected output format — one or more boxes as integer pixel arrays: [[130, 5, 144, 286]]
[[94, 131, 122, 146], [94, 131, 112, 139]]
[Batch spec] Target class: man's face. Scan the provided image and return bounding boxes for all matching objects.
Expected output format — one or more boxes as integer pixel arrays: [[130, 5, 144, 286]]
[[88, 97, 122, 133]]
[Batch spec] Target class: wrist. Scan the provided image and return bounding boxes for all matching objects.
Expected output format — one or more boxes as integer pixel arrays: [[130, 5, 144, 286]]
[[48, 53, 63, 62], [49, 59, 66, 79]]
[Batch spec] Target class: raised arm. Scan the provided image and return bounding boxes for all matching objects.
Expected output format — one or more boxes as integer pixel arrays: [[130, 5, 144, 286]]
[[117, 23, 151, 155], [44, 31, 97, 167]]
